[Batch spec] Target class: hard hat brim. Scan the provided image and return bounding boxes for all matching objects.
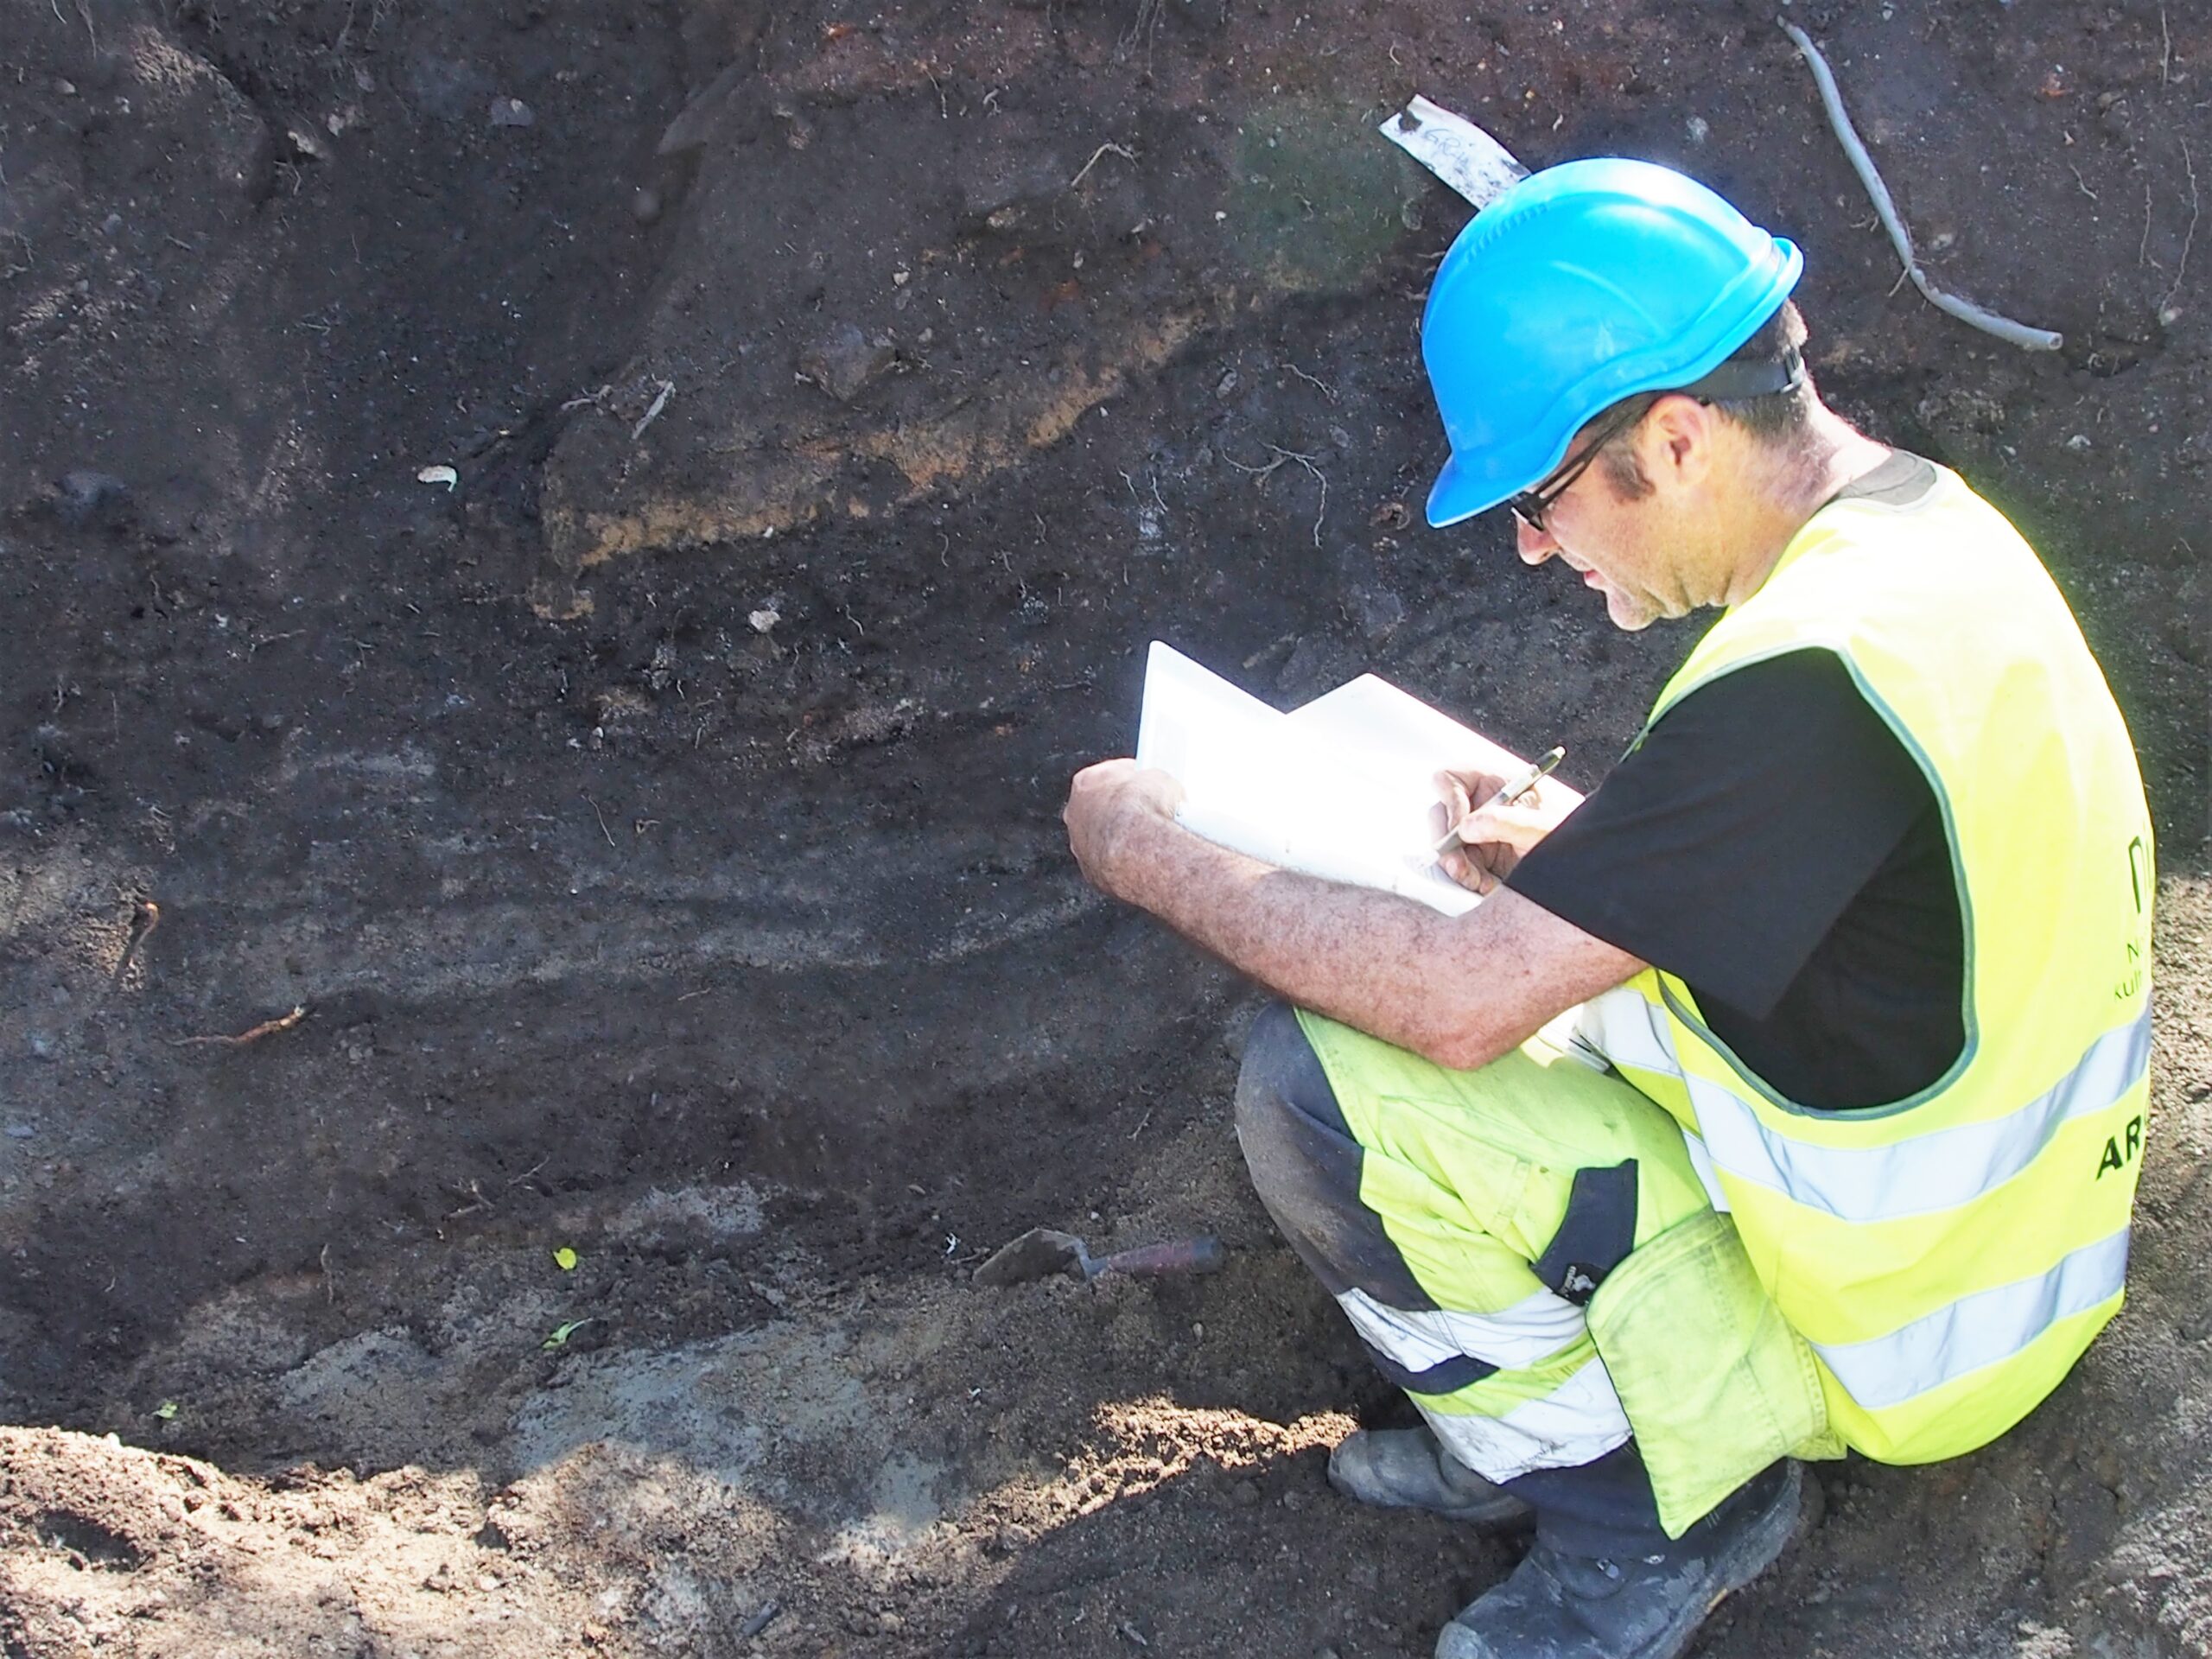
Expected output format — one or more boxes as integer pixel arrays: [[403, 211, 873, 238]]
[[1426, 450, 1493, 531]]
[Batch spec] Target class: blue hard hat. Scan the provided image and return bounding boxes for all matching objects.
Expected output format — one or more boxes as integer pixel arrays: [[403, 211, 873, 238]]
[[1421, 158, 1802, 528]]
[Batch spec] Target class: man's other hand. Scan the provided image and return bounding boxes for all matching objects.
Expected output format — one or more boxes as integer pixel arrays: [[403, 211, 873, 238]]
[[1064, 760, 1186, 899], [1432, 767, 1584, 895]]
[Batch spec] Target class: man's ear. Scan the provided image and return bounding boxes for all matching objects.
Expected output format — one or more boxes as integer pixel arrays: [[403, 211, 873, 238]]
[[1641, 394, 1714, 491]]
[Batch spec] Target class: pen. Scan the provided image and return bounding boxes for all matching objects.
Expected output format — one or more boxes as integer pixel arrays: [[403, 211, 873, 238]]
[[1433, 746, 1567, 856]]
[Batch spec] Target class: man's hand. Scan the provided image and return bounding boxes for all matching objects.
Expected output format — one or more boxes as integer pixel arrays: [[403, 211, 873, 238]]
[[1064, 759, 1186, 900], [1431, 766, 1585, 895]]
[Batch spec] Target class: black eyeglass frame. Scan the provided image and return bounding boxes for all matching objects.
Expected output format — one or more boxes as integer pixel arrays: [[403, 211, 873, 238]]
[[1507, 396, 1658, 533], [1505, 348, 1808, 533]]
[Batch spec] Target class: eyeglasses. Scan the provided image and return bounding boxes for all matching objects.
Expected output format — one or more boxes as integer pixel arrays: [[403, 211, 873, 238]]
[[1508, 397, 1656, 533]]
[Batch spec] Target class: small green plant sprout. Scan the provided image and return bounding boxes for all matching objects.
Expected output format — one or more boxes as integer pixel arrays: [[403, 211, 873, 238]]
[[542, 1319, 594, 1351], [552, 1246, 579, 1271]]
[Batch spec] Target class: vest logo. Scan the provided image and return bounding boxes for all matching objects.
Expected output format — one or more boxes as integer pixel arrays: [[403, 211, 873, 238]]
[[2115, 836, 2151, 1000], [2114, 939, 2145, 1001], [2096, 1115, 2145, 1179]]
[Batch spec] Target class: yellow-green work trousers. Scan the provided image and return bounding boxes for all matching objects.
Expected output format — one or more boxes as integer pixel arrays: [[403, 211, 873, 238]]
[[1236, 1001, 1821, 1550]]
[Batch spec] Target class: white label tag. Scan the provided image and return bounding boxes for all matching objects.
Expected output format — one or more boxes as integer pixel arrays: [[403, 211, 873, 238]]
[[1379, 96, 1529, 209]]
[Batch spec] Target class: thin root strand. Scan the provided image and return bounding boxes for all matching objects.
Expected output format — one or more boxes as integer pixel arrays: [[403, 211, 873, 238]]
[[171, 1005, 310, 1050]]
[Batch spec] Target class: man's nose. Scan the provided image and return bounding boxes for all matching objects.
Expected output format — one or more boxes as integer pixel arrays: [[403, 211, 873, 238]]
[[1515, 515, 1559, 566]]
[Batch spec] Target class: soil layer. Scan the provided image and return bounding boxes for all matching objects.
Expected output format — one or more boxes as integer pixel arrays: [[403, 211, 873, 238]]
[[2, 1, 2208, 1656]]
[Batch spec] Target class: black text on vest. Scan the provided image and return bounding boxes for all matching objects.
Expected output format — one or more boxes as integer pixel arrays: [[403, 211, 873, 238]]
[[2096, 1115, 2145, 1179]]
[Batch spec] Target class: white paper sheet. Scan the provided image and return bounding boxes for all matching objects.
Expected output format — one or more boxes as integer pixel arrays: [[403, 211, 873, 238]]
[[1135, 642, 1490, 917]]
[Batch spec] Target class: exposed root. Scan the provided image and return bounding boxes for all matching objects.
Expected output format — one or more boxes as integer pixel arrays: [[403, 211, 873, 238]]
[[169, 1005, 309, 1049], [2166, 140, 2198, 314], [111, 899, 160, 986], [1068, 141, 1136, 191], [1781, 19, 2063, 351], [1225, 444, 1329, 548]]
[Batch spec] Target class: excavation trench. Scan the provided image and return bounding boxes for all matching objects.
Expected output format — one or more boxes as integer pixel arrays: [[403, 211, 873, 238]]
[[0, 1, 2207, 1655]]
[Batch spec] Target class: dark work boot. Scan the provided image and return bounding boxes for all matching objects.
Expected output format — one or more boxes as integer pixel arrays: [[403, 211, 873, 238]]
[[1434, 1462, 1802, 1659], [1326, 1425, 1533, 1526]]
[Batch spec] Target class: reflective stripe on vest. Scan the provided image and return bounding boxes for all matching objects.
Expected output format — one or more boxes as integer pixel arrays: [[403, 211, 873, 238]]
[[1810, 1227, 2129, 1410], [1589, 990, 2152, 1224], [1598, 459, 2154, 1463]]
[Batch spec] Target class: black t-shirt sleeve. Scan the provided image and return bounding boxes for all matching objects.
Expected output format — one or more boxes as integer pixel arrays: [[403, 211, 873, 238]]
[[1507, 649, 1931, 1022]]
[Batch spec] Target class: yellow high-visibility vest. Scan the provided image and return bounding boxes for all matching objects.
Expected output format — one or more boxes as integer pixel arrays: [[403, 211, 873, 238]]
[[1578, 458, 2155, 1463]]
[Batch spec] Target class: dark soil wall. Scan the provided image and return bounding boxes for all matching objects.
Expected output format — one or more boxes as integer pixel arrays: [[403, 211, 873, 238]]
[[1, 2, 2208, 1656]]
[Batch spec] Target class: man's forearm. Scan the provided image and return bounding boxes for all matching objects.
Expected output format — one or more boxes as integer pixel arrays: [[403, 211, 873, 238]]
[[1108, 811, 1637, 1072]]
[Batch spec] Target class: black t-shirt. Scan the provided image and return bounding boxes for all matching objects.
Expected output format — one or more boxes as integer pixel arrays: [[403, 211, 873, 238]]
[[1507, 491, 1966, 1110]]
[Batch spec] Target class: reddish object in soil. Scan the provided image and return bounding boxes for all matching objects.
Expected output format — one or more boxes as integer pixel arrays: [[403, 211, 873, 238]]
[[974, 1228, 1229, 1287]]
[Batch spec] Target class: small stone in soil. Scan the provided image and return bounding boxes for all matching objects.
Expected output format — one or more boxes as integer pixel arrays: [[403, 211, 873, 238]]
[[798, 322, 896, 402], [736, 1600, 780, 1638], [489, 97, 535, 128], [54, 471, 128, 525], [1352, 584, 1404, 642]]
